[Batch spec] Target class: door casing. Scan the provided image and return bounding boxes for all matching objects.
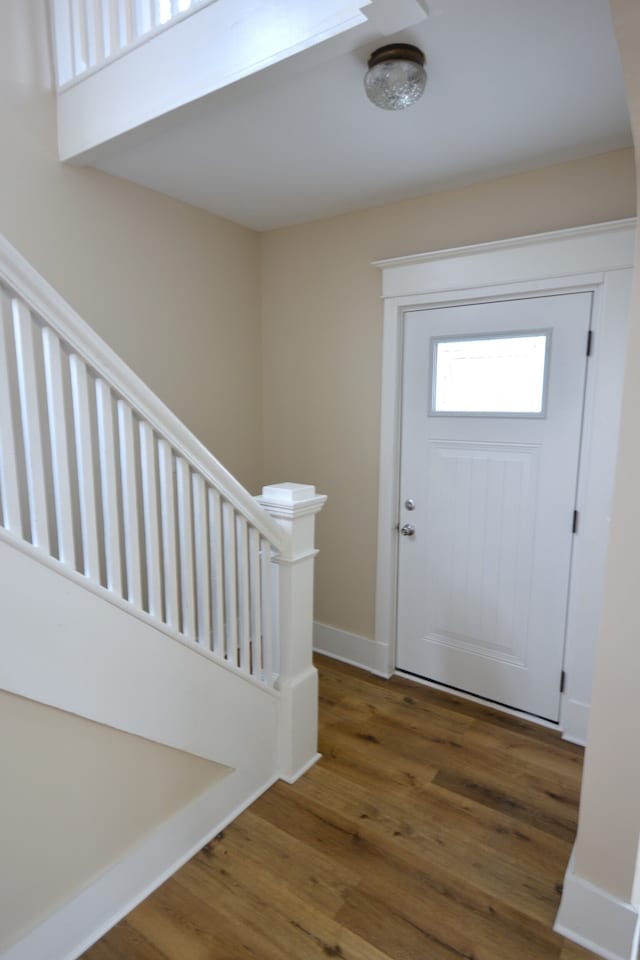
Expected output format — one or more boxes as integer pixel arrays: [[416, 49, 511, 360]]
[[373, 219, 636, 744]]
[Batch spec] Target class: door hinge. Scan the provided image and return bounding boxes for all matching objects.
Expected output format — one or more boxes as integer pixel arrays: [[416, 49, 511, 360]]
[[572, 510, 579, 534], [586, 330, 593, 357], [560, 670, 566, 694]]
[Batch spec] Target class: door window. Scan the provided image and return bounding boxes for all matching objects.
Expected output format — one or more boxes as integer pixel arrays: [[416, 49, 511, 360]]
[[431, 331, 549, 416]]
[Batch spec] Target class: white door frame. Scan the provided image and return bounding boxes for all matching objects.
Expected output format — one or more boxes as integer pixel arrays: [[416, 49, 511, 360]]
[[373, 219, 636, 744]]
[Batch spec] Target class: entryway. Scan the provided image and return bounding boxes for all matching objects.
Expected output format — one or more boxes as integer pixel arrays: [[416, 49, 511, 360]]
[[373, 220, 635, 742], [396, 293, 592, 721]]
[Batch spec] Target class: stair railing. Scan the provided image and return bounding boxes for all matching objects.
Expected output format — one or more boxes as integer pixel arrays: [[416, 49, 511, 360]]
[[0, 236, 324, 704], [51, 0, 213, 87]]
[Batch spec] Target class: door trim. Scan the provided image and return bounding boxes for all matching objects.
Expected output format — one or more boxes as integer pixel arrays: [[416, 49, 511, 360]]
[[372, 218, 636, 744]]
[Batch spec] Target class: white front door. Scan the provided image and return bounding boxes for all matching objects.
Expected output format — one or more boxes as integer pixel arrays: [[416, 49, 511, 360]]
[[396, 293, 592, 721]]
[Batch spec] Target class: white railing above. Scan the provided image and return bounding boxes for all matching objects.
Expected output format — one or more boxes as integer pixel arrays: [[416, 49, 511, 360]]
[[0, 234, 292, 689], [51, 0, 214, 87]]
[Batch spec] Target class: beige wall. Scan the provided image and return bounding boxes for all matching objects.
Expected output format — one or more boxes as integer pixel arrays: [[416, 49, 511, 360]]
[[260, 149, 637, 640], [1, 0, 263, 492], [0, 692, 227, 951], [571, 0, 640, 905]]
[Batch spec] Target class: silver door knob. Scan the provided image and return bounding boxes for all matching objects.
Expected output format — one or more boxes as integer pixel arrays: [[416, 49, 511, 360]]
[[400, 523, 416, 537]]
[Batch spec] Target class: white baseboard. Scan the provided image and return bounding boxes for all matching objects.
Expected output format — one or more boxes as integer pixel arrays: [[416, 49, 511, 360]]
[[555, 849, 640, 960], [313, 622, 392, 677], [1, 768, 278, 960], [279, 751, 322, 785], [560, 697, 590, 746]]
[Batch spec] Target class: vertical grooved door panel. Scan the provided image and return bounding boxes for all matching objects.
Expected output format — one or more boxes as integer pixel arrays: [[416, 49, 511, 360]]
[[397, 293, 592, 721]]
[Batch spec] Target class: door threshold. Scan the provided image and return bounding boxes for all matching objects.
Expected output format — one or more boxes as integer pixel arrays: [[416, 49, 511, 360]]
[[394, 669, 560, 731]]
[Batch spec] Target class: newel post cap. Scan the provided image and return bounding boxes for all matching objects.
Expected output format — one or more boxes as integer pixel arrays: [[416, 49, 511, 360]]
[[257, 483, 327, 520]]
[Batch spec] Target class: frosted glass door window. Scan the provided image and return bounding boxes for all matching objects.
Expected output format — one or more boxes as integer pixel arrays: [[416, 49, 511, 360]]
[[432, 333, 549, 415]]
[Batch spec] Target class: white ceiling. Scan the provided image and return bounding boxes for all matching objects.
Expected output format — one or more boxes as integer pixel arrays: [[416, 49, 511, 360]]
[[93, 0, 632, 232]]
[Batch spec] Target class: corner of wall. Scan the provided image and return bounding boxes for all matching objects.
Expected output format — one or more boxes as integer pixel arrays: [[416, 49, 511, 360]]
[[555, 849, 640, 960], [313, 622, 393, 678]]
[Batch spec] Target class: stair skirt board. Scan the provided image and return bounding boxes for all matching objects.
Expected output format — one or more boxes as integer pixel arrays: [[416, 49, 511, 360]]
[[0, 535, 279, 768], [0, 767, 279, 960]]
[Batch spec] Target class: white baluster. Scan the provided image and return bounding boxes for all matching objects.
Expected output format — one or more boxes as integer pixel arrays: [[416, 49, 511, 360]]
[[222, 500, 238, 664], [83, 0, 100, 67], [249, 526, 262, 680], [117, 399, 142, 605], [51, 0, 75, 86], [176, 456, 196, 638], [155, 0, 169, 24], [42, 327, 75, 566], [70, 0, 88, 76], [236, 513, 250, 672], [260, 537, 273, 685], [93, 0, 107, 64], [69, 354, 101, 580], [208, 487, 224, 658], [101, 0, 118, 58], [95, 378, 122, 594], [117, 0, 134, 46], [0, 295, 22, 536], [139, 420, 162, 618], [192, 472, 211, 649], [13, 302, 50, 553], [158, 438, 179, 630], [133, 0, 152, 36]]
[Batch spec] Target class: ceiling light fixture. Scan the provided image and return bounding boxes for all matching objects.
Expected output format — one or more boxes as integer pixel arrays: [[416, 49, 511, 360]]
[[364, 43, 427, 111]]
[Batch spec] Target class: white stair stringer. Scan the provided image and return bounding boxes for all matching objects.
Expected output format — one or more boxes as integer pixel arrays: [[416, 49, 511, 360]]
[[0, 533, 279, 773]]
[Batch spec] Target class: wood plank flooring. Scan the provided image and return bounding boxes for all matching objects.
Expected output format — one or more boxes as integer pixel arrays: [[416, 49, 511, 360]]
[[83, 655, 599, 960]]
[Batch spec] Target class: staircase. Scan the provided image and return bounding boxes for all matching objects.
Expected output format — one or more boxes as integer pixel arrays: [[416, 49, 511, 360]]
[[0, 233, 325, 959]]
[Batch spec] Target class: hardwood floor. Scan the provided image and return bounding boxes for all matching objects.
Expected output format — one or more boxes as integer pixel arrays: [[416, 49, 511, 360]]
[[83, 655, 600, 960]]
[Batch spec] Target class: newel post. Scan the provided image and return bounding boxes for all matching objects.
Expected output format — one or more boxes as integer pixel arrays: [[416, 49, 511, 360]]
[[257, 483, 327, 783]]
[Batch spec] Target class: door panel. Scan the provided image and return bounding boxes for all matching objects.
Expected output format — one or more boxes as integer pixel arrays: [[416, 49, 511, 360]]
[[397, 294, 591, 721], [423, 440, 538, 666]]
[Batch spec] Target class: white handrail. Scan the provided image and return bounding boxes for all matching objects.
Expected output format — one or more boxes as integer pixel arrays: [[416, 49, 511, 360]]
[[0, 233, 283, 687], [50, 0, 215, 88], [0, 237, 284, 552]]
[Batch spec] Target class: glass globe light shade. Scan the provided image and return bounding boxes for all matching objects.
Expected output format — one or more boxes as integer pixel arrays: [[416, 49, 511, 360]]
[[364, 44, 427, 111]]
